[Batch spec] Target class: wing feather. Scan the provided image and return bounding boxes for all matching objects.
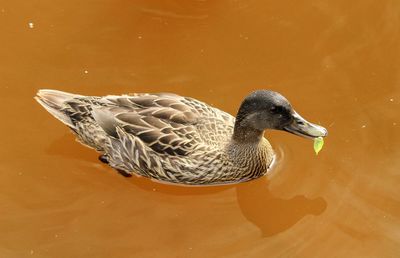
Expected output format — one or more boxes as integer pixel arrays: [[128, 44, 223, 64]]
[[88, 93, 233, 157]]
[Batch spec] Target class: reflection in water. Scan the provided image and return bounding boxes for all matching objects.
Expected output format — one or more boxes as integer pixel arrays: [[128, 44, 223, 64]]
[[127, 174, 327, 237], [236, 177, 327, 237]]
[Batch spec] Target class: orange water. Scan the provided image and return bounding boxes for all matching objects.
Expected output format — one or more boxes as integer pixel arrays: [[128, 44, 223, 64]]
[[1, 1, 400, 257]]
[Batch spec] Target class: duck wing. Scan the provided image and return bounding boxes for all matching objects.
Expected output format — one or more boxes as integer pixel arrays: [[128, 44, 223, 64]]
[[92, 93, 234, 157]]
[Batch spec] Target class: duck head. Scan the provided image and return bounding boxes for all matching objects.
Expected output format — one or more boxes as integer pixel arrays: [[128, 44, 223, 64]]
[[233, 90, 328, 142]]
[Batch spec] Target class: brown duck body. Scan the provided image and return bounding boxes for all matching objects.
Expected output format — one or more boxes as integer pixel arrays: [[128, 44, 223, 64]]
[[35, 90, 274, 185]]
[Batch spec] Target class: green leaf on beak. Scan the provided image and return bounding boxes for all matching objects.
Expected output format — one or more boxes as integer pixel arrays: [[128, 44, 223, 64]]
[[314, 137, 324, 155]]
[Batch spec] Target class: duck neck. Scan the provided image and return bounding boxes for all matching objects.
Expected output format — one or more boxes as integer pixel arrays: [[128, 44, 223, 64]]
[[232, 120, 264, 144]]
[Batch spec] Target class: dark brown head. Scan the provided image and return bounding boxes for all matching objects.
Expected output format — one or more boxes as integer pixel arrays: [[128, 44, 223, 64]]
[[233, 90, 327, 142]]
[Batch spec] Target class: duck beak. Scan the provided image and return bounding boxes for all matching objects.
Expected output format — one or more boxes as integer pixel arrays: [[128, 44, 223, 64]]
[[283, 111, 328, 139]]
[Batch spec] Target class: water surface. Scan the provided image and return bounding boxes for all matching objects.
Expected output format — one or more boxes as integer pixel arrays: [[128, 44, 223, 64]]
[[1, 1, 399, 257]]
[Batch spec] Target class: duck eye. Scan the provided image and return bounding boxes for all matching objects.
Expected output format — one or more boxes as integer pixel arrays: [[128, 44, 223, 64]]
[[270, 105, 283, 114]]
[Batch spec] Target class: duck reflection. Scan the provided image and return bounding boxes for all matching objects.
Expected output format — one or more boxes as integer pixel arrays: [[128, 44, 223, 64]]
[[128, 174, 327, 237], [236, 176, 327, 237]]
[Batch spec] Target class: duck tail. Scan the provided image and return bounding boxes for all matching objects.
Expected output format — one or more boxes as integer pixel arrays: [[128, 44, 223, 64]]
[[35, 89, 77, 128]]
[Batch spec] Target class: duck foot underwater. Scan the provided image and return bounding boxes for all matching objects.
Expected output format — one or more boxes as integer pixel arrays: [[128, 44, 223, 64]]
[[35, 89, 327, 185], [98, 154, 109, 164], [98, 154, 132, 177]]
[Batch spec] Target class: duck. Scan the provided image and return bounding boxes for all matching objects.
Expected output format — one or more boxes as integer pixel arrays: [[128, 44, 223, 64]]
[[35, 89, 327, 185]]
